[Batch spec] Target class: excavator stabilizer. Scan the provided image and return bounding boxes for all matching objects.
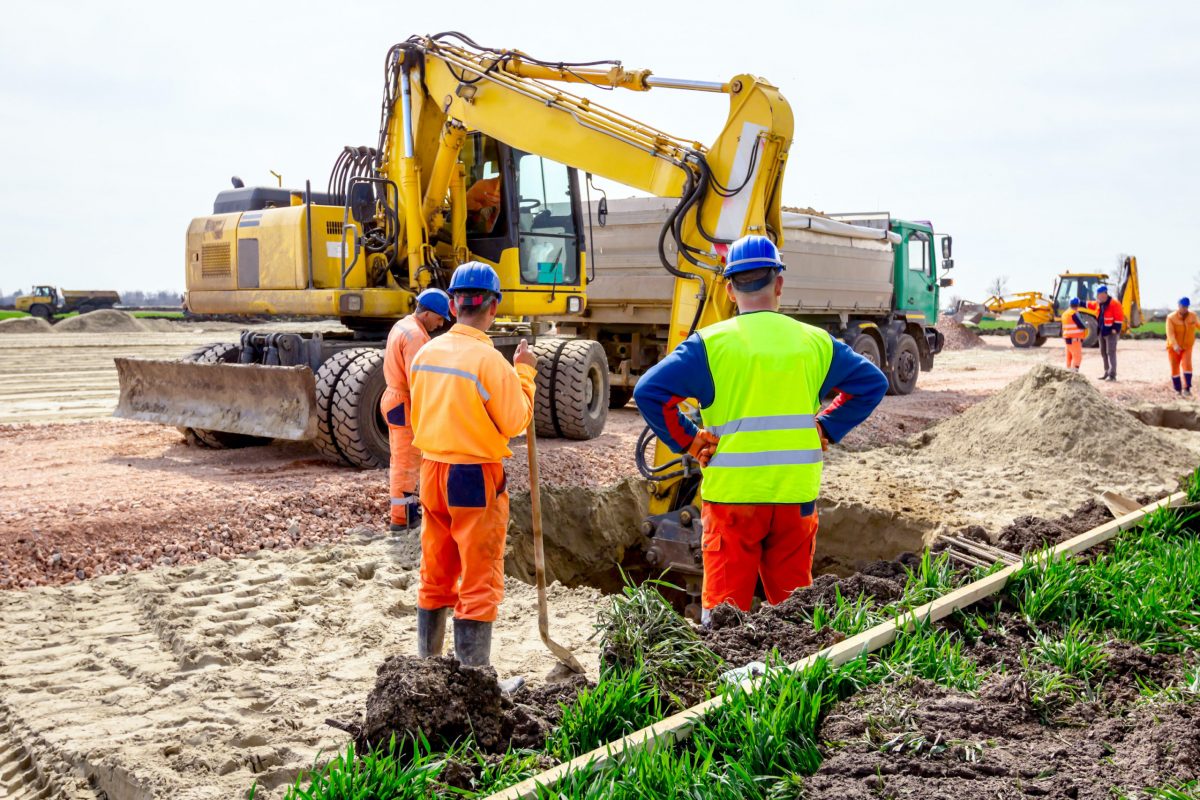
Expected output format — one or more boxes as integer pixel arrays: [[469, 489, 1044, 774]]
[[114, 358, 317, 440]]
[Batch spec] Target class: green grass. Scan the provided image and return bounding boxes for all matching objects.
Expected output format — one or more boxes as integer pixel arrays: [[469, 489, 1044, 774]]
[[1117, 779, 1200, 800], [0, 309, 184, 320], [549, 662, 664, 759], [971, 318, 1166, 335], [276, 736, 448, 800]]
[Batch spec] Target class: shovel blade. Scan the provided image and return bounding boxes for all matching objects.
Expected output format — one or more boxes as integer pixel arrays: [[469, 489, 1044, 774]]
[[114, 357, 317, 440]]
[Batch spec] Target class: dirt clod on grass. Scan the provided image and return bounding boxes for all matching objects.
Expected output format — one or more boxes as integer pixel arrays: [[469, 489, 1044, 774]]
[[351, 655, 588, 755]]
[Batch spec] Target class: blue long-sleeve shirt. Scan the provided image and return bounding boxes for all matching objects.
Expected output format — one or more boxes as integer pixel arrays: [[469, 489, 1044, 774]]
[[633, 324, 889, 454]]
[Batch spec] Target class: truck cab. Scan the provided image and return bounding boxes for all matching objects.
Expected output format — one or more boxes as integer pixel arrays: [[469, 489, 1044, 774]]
[[15, 286, 59, 319]]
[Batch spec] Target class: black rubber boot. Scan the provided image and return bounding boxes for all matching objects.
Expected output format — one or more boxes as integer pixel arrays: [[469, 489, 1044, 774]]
[[417, 607, 449, 658], [453, 618, 493, 667]]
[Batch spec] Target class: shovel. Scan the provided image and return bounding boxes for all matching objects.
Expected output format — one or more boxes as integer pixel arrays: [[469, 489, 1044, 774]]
[[525, 420, 585, 674]]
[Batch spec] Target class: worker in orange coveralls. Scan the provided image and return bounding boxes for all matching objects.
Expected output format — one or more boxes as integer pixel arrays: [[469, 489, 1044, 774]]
[[1166, 297, 1200, 396], [634, 235, 888, 624], [409, 262, 537, 667], [1061, 297, 1087, 372], [380, 289, 453, 531]]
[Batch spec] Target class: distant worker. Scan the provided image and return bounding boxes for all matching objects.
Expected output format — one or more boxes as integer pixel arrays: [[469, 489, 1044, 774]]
[[380, 288, 453, 531], [1166, 297, 1200, 396], [1089, 285, 1124, 381], [409, 262, 537, 667], [466, 176, 503, 235], [1061, 297, 1086, 372], [633, 235, 889, 621]]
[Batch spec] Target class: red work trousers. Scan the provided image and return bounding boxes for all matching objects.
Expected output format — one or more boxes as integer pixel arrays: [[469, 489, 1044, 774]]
[[701, 502, 819, 611], [381, 387, 421, 525], [417, 460, 508, 622], [1065, 338, 1083, 369]]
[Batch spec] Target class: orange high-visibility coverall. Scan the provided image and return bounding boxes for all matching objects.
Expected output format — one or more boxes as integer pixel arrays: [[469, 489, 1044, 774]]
[[1166, 309, 1200, 386], [1061, 309, 1086, 370], [380, 315, 430, 525], [409, 324, 536, 622]]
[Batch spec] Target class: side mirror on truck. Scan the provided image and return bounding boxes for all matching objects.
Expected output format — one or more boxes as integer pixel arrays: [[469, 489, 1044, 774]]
[[941, 235, 953, 260]]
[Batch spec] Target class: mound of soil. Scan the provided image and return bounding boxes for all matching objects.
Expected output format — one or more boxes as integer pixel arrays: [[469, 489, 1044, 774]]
[[805, 675, 1200, 798], [920, 364, 1192, 470], [54, 309, 146, 332], [0, 316, 52, 333], [350, 655, 586, 755], [992, 497, 1114, 553], [939, 318, 985, 350], [702, 569, 911, 667]]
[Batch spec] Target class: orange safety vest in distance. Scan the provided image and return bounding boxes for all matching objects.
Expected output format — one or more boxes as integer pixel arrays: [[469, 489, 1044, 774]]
[[1061, 310, 1086, 339], [409, 324, 536, 464]]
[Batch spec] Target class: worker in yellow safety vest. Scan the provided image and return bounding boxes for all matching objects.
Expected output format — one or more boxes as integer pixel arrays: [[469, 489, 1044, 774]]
[[1061, 297, 1086, 372]]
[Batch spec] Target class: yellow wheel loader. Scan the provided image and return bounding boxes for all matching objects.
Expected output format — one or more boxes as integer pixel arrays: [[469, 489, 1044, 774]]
[[115, 32, 793, 472], [979, 257, 1143, 349]]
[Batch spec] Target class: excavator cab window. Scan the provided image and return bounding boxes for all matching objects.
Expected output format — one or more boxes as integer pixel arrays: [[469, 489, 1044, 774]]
[[513, 150, 581, 286], [462, 136, 507, 237], [1053, 276, 1101, 312]]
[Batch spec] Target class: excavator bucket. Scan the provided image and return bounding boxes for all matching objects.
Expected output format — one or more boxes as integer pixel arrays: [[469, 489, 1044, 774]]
[[114, 358, 317, 440]]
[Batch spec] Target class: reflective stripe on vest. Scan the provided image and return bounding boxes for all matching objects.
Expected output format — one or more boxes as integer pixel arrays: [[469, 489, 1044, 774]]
[[1061, 311, 1085, 338], [410, 364, 491, 401], [697, 312, 834, 504]]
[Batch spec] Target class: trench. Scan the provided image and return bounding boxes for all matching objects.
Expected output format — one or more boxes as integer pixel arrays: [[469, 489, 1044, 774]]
[[1127, 402, 1200, 431], [503, 479, 937, 593]]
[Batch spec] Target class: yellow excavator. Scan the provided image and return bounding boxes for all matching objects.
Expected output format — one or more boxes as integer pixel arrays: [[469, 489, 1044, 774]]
[[114, 30, 792, 500], [975, 257, 1143, 348]]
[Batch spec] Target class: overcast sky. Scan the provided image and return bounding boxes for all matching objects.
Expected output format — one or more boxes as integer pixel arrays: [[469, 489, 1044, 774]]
[[2, 0, 1197, 307]]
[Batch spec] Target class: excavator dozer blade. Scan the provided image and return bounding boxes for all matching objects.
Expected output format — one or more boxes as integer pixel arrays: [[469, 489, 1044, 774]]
[[114, 358, 317, 440]]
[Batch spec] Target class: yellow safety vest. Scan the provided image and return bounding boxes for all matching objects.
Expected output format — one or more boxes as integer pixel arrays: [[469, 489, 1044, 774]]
[[697, 312, 834, 504]]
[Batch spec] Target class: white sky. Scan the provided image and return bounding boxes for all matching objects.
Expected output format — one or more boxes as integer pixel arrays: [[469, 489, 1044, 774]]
[[2, 0, 1197, 307]]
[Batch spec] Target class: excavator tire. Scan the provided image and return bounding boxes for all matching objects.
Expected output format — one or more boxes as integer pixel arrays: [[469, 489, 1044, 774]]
[[178, 343, 273, 450], [1081, 314, 1100, 348], [886, 333, 921, 396], [531, 338, 609, 440], [313, 347, 388, 468], [1010, 323, 1038, 349]]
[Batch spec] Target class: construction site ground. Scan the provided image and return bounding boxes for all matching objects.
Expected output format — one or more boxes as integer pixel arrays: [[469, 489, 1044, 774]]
[[2, 323, 1199, 799]]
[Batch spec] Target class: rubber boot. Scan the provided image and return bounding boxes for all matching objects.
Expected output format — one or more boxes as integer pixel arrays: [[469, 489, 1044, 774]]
[[389, 493, 422, 533], [417, 607, 449, 658], [1173, 376, 1183, 395], [453, 618, 493, 667]]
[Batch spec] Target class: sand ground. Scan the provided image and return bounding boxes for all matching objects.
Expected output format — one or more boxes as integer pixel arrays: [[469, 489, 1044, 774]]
[[1, 330, 1198, 798]]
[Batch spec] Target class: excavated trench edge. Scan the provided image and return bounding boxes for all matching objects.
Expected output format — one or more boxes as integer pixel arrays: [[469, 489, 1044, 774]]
[[485, 491, 1188, 800]]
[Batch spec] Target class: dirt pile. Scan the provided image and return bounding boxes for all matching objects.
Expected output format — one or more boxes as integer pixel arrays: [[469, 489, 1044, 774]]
[[53, 309, 146, 332], [0, 316, 52, 333], [350, 655, 584, 755], [919, 364, 1192, 468], [939, 317, 985, 350]]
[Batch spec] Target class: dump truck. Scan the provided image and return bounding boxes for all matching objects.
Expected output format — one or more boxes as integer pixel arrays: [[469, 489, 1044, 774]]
[[15, 286, 121, 319], [566, 199, 952, 407]]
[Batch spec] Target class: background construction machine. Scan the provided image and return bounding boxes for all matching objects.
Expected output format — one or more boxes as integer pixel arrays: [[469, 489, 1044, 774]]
[[967, 256, 1143, 348], [115, 32, 794, 468], [15, 286, 121, 319]]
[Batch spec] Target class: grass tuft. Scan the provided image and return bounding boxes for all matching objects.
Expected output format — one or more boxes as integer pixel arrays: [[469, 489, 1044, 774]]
[[549, 662, 664, 759]]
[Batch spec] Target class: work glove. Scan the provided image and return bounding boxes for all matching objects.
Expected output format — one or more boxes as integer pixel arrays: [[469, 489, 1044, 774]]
[[686, 429, 719, 467]]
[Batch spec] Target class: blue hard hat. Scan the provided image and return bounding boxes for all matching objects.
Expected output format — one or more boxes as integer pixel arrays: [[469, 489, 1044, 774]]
[[723, 235, 785, 278], [1181, 297, 1191, 308], [1096, 285, 1109, 295], [448, 261, 503, 301], [415, 288, 452, 322], [1070, 297, 1080, 307]]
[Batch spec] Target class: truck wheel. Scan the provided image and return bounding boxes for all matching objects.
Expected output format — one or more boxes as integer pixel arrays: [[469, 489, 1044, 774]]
[[313, 347, 388, 469], [178, 343, 272, 450], [609, 386, 634, 409], [1033, 335, 1048, 347], [851, 333, 883, 368], [1010, 323, 1038, 348], [886, 334, 920, 396], [1081, 315, 1100, 348], [531, 339, 608, 439], [29, 304, 51, 320], [77, 304, 95, 314]]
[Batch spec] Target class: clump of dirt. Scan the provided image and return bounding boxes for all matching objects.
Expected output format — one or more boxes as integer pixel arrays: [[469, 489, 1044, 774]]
[[54, 309, 146, 332], [506, 477, 648, 588], [0, 316, 52, 333], [939, 317, 985, 350], [805, 675, 1200, 798], [349, 655, 587, 755], [702, 569, 910, 666], [919, 364, 1193, 470]]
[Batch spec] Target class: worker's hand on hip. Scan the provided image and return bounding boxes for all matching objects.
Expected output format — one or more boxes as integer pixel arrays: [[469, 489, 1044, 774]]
[[514, 339, 537, 369], [816, 421, 830, 451], [687, 429, 719, 467]]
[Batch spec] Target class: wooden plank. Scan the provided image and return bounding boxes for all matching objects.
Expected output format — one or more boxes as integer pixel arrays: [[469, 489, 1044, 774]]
[[487, 492, 1185, 800]]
